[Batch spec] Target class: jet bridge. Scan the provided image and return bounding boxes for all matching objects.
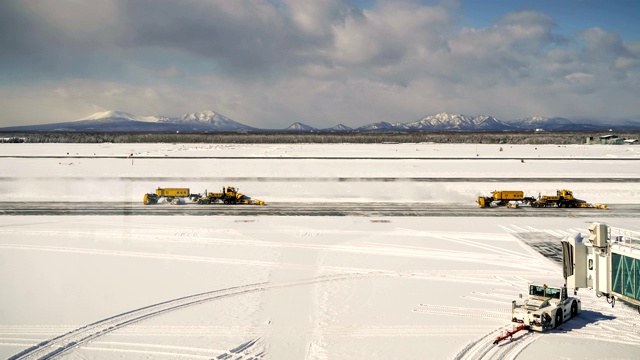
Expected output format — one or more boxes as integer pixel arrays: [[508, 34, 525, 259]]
[[562, 222, 640, 309]]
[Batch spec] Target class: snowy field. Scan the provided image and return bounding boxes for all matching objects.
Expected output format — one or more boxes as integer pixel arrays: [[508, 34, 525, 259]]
[[1, 143, 640, 359], [1, 143, 639, 204]]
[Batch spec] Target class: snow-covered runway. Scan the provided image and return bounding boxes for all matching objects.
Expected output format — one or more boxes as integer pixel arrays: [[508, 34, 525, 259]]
[[1, 143, 639, 359]]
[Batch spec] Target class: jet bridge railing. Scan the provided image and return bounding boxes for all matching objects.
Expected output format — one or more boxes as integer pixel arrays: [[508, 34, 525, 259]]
[[609, 227, 640, 249]]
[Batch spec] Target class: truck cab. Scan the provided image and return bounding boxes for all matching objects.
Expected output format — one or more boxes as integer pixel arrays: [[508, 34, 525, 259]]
[[558, 189, 575, 200]]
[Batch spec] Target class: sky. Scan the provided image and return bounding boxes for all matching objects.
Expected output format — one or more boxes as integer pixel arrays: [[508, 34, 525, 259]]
[[0, 0, 639, 129]]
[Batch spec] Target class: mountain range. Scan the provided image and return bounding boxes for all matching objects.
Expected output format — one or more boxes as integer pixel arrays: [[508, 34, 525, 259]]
[[1, 110, 639, 133]]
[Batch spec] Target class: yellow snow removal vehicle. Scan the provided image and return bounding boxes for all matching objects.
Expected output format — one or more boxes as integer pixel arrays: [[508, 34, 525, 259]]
[[196, 186, 265, 205], [478, 189, 605, 209], [143, 188, 194, 205]]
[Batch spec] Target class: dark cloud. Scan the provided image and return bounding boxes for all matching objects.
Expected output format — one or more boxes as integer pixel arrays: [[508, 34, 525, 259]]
[[121, 1, 297, 73], [0, 1, 341, 77]]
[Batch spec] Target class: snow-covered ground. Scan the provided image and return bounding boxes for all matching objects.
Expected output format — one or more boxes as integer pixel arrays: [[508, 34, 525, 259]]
[[0, 143, 639, 359], [1, 143, 639, 204]]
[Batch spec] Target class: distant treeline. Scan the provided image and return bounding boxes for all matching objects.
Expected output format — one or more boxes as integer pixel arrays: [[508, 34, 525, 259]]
[[1, 131, 639, 144]]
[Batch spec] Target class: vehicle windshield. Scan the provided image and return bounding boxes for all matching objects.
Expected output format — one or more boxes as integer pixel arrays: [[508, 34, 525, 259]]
[[529, 285, 561, 299], [529, 285, 545, 297], [545, 287, 561, 299]]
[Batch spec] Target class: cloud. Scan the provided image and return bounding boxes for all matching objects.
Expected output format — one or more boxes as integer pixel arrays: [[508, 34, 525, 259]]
[[564, 72, 593, 83], [156, 66, 185, 79], [327, 2, 451, 68], [0, 0, 639, 127], [578, 27, 640, 76]]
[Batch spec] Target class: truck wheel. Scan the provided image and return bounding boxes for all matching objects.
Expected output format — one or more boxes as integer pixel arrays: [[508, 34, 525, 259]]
[[571, 301, 578, 318], [555, 310, 563, 328]]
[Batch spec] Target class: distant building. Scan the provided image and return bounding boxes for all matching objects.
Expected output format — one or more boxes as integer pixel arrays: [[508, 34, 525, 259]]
[[599, 134, 618, 140], [598, 134, 625, 145]]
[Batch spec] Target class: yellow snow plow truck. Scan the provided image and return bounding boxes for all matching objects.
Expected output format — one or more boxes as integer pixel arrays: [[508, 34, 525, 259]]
[[143, 186, 265, 205], [477, 190, 533, 208], [529, 189, 605, 208], [196, 186, 265, 205], [477, 189, 606, 209], [143, 188, 192, 205]]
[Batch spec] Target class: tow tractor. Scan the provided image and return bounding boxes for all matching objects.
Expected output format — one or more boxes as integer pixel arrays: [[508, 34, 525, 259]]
[[494, 221, 640, 345], [494, 283, 581, 344]]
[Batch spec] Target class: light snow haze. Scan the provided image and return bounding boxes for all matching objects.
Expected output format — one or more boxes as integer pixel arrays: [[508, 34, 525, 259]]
[[1, 0, 639, 128]]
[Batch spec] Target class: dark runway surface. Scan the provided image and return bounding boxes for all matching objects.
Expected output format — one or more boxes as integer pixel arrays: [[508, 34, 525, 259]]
[[1, 176, 639, 182], [1, 201, 637, 217]]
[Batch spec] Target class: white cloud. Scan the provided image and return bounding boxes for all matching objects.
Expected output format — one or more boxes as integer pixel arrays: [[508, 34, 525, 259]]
[[328, 2, 451, 67], [564, 72, 593, 83], [615, 56, 640, 70], [0, 1, 639, 127]]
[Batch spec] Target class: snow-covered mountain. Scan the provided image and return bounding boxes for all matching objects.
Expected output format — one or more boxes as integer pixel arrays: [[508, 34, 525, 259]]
[[508, 116, 576, 131], [284, 122, 317, 131], [405, 113, 513, 131], [323, 124, 353, 132], [351, 113, 514, 132], [0, 110, 257, 132], [616, 119, 640, 130], [1, 110, 639, 133], [170, 110, 257, 131], [356, 121, 399, 131], [170, 110, 255, 131], [0, 110, 172, 132], [80, 110, 256, 130], [79, 110, 165, 123]]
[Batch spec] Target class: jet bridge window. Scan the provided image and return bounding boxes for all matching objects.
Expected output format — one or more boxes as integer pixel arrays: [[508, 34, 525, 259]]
[[611, 252, 640, 302]]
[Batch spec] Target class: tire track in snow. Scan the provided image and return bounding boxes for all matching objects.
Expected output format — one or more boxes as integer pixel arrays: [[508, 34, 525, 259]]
[[0, 243, 383, 275], [452, 330, 501, 360], [453, 326, 539, 360], [0, 240, 548, 274], [413, 304, 510, 323], [460, 296, 514, 305], [79, 338, 266, 360], [493, 331, 539, 360], [8, 273, 370, 360], [0, 243, 282, 268]]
